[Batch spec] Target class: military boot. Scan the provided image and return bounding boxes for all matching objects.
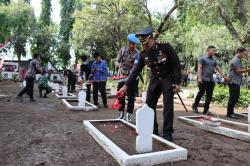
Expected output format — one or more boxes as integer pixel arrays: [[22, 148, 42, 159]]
[[116, 111, 124, 119], [126, 113, 133, 123]]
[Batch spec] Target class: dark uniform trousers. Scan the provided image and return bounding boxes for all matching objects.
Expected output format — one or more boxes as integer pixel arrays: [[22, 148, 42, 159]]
[[117, 79, 138, 113], [193, 81, 215, 112], [146, 77, 174, 137], [227, 83, 240, 115], [86, 84, 91, 102], [18, 77, 35, 99], [93, 81, 107, 106]]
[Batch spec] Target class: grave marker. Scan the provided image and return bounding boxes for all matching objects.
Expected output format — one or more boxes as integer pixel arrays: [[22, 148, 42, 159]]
[[136, 104, 154, 153]]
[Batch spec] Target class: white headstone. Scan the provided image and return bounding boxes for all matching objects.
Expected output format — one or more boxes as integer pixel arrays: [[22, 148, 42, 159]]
[[78, 90, 86, 107], [82, 83, 86, 89], [22, 80, 26, 87], [141, 91, 147, 103], [136, 104, 154, 153], [62, 85, 67, 97], [55, 84, 59, 93], [248, 105, 250, 124], [110, 88, 116, 96]]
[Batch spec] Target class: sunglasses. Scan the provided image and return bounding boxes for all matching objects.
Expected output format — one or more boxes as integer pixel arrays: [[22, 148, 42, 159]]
[[139, 35, 151, 45]]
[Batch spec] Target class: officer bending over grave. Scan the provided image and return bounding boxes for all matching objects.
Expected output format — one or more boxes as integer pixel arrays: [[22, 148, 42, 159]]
[[118, 27, 182, 141]]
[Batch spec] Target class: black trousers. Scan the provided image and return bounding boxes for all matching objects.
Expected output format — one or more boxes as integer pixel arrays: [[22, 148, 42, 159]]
[[93, 81, 107, 105], [117, 80, 138, 113], [86, 84, 91, 102], [193, 81, 215, 112], [227, 83, 240, 115], [18, 77, 35, 99], [39, 86, 52, 97], [68, 76, 76, 93], [146, 78, 174, 137]]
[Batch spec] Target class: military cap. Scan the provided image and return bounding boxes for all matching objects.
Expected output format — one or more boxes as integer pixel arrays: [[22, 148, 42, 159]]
[[135, 27, 154, 37]]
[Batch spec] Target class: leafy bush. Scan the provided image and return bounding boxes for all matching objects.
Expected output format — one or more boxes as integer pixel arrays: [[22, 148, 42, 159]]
[[12, 74, 18, 82], [187, 91, 194, 99], [212, 85, 250, 108], [0, 73, 3, 81]]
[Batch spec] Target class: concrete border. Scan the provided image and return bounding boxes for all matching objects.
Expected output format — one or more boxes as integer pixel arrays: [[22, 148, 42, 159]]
[[62, 99, 97, 111], [235, 112, 248, 119], [178, 116, 250, 142], [83, 119, 187, 166], [55, 93, 76, 99]]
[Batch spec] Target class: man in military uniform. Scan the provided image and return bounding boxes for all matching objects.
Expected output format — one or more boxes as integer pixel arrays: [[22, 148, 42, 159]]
[[118, 27, 182, 141], [192, 46, 226, 115]]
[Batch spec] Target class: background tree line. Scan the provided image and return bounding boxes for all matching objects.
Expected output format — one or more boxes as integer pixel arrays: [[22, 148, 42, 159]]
[[0, 0, 249, 70]]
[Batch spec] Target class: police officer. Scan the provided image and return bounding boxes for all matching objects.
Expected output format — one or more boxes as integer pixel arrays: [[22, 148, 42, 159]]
[[115, 34, 140, 122], [227, 47, 250, 119], [118, 27, 182, 141], [192, 46, 226, 114], [80, 55, 92, 102]]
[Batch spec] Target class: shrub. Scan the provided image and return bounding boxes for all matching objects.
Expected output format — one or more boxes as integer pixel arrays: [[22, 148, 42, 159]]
[[212, 85, 250, 108], [0, 73, 3, 81], [12, 74, 18, 82]]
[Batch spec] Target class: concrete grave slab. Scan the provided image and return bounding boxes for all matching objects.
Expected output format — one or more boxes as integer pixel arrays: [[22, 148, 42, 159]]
[[235, 112, 248, 119], [83, 119, 187, 166], [62, 99, 97, 111], [178, 116, 250, 142], [55, 93, 76, 99]]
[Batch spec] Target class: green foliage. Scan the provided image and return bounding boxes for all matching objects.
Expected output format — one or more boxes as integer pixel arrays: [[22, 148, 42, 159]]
[[59, 0, 75, 67], [40, 0, 52, 26], [187, 91, 194, 99], [30, 24, 58, 64], [11, 73, 18, 81], [72, 0, 148, 59], [212, 85, 250, 108], [7, 0, 35, 64], [0, 73, 3, 81], [0, 0, 10, 5], [0, 7, 11, 43]]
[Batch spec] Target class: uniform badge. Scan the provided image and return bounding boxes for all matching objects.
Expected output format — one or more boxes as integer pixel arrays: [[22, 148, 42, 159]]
[[157, 50, 167, 63]]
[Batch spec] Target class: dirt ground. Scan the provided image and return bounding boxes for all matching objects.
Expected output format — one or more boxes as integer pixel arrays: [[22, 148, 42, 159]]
[[0, 80, 250, 166]]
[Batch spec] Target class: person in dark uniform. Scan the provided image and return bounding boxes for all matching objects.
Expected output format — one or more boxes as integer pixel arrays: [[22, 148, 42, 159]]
[[227, 47, 250, 119], [80, 55, 92, 102], [118, 27, 182, 141], [115, 33, 140, 122], [67, 64, 78, 93], [16, 52, 43, 102], [192, 46, 226, 115]]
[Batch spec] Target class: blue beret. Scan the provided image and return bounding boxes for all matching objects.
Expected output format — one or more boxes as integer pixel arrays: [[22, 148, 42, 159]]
[[135, 27, 154, 37], [127, 34, 140, 44]]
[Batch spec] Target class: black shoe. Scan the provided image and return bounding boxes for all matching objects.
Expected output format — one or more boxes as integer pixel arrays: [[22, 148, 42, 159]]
[[153, 130, 160, 136], [30, 98, 36, 102], [103, 104, 108, 108], [116, 111, 124, 119], [226, 113, 238, 119], [192, 104, 198, 113], [16, 96, 23, 102], [203, 111, 213, 115], [163, 134, 173, 141], [43, 95, 47, 98]]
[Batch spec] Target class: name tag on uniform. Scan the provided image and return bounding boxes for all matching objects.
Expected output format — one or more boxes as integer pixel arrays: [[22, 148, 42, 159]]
[[157, 51, 167, 63]]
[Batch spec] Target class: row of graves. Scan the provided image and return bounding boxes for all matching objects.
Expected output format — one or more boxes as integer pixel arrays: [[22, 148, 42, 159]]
[[31, 80, 249, 166]]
